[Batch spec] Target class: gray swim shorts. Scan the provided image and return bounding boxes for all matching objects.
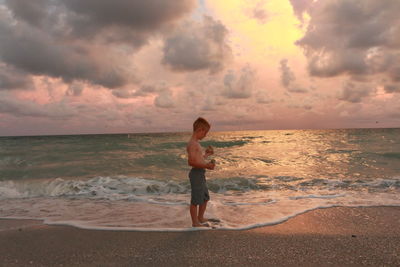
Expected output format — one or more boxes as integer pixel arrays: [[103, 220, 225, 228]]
[[189, 168, 210, 205]]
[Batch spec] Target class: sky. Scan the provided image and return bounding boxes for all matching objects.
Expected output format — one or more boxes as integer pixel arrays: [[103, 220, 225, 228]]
[[0, 0, 399, 136]]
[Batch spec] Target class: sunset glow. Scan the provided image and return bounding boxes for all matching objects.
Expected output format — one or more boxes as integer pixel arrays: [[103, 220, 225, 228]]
[[0, 0, 399, 136]]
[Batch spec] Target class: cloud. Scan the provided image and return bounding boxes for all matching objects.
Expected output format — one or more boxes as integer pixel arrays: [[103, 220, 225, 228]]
[[134, 85, 159, 97], [289, 0, 314, 23], [202, 95, 217, 111], [154, 88, 175, 108], [0, 21, 132, 88], [62, 0, 196, 37], [305, 50, 367, 77], [255, 90, 273, 104], [162, 16, 232, 74], [222, 66, 256, 99], [280, 59, 295, 87], [5, 0, 196, 42], [4, 0, 49, 27], [279, 59, 307, 93], [384, 84, 400, 93], [66, 82, 84, 96], [294, 0, 400, 92], [288, 103, 313, 110], [0, 0, 197, 89], [112, 83, 166, 99], [0, 92, 77, 118], [0, 64, 33, 90], [338, 81, 374, 103], [112, 89, 137, 99], [0, 7, 129, 88], [247, 1, 269, 24]]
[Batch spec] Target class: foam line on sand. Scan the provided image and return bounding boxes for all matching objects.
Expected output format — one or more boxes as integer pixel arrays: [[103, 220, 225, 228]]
[[1, 206, 399, 266]]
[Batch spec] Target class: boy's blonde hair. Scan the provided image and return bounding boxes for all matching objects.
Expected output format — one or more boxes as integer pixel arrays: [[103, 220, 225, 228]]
[[193, 117, 210, 131]]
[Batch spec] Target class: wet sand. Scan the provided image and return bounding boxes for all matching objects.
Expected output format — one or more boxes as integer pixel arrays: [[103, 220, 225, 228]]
[[1, 206, 399, 266]]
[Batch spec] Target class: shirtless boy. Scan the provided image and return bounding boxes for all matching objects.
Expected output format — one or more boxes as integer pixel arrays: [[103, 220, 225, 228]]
[[186, 117, 215, 227]]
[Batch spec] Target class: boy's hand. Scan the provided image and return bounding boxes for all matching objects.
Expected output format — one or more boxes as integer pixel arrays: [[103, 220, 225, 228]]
[[205, 146, 214, 156], [206, 162, 215, 170]]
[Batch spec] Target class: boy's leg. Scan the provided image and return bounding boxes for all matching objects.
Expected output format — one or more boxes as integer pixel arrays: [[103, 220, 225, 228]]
[[190, 204, 200, 226], [198, 200, 208, 223]]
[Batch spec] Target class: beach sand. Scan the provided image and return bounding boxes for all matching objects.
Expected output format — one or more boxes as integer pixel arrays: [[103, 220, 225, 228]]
[[1, 206, 399, 266]]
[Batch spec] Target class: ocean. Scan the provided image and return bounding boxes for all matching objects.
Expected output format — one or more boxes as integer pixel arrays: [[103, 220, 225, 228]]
[[0, 128, 399, 231]]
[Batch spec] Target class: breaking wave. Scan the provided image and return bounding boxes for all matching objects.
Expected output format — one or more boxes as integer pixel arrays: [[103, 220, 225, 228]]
[[1, 175, 399, 201]]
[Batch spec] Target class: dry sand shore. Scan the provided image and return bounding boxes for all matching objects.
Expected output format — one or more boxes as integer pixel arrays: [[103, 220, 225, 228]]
[[1, 206, 399, 266]]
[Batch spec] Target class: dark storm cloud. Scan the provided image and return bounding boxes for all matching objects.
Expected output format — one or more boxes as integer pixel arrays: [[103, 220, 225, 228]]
[[5, 0, 196, 42], [63, 0, 195, 32], [5, 0, 50, 26], [279, 59, 307, 93], [0, 0, 197, 89], [0, 19, 129, 88], [305, 50, 368, 77], [294, 0, 400, 91], [61, 0, 197, 47], [162, 16, 232, 74], [0, 65, 33, 90]]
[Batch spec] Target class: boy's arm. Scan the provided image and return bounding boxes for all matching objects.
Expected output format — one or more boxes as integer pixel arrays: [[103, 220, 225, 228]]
[[187, 143, 214, 169], [204, 146, 214, 159]]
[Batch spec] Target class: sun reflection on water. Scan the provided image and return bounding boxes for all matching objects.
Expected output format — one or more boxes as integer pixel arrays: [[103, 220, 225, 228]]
[[207, 129, 399, 180]]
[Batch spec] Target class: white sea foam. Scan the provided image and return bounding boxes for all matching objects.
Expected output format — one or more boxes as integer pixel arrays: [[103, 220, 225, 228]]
[[1, 180, 400, 231], [0, 176, 189, 200], [1, 176, 399, 201], [0, 181, 21, 199], [289, 194, 346, 200]]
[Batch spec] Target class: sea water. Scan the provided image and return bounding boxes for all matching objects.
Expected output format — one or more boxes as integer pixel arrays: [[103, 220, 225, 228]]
[[0, 128, 399, 231]]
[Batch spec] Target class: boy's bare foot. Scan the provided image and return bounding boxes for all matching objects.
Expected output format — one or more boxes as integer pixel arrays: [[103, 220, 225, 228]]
[[198, 217, 209, 223], [192, 222, 209, 227]]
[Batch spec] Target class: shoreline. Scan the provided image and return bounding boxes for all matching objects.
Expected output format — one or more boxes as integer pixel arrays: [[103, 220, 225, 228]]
[[1, 204, 400, 232], [1, 206, 400, 266]]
